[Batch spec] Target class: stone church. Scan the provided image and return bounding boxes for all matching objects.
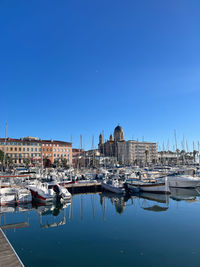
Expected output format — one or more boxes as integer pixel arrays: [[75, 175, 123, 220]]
[[98, 125, 157, 164]]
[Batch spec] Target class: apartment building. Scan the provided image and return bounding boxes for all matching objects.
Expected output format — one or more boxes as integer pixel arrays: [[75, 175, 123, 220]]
[[0, 136, 42, 164], [42, 139, 72, 164], [0, 137, 72, 165]]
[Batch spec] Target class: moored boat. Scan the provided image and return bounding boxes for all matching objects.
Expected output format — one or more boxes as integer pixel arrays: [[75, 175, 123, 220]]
[[125, 178, 170, 194], [28, 180, 71, 203], [101, 179, 125, 194], [164, 174, 200, 188]]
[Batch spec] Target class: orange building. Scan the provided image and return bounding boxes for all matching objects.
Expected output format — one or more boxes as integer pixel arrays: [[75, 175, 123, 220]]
[[41, 139, 72, 164]]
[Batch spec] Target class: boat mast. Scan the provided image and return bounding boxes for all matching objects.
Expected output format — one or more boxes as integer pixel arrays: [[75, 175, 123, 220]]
[[174, 130, 178, 165], [3, 122, 7, 171]]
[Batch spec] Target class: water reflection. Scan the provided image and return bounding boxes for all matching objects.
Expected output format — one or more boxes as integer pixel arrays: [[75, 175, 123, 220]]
[[170, 188, 200, 202], [1, 188, 200, 230], [100, 191, 129, 214], [35, 202, 71, 229]]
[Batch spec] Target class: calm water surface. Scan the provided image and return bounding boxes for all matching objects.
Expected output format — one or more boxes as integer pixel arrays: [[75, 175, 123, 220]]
[[1, 189, 200, 267]]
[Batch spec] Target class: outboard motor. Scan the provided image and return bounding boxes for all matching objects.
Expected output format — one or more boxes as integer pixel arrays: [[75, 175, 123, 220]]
[[53, 185, 62, 202]]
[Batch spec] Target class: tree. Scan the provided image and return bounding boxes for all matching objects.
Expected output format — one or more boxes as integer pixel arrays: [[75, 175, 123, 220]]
[[0, 150, 4, 163], [43, 157, 51, 168], [61, 158, 70, 169], [25, 157, 31, 168]]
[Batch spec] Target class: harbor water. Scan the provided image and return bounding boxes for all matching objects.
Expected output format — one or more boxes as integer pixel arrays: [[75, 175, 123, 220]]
[[1, 190, 200, 267]]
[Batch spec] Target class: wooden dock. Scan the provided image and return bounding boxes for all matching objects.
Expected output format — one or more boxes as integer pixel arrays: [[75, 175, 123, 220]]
[[0, 228, 24, 267], [65, 182, 102, 194]]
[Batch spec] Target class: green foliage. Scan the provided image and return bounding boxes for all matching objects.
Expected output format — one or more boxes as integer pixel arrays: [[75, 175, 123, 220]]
[[0, 150, 13, 166], [0, 150, 4, 163]]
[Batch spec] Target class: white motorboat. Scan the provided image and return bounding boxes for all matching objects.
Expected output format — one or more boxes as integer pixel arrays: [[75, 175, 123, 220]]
[[28, 180, 71, 203], [125, 178, 170, 194], [0, 188, 17, 205], [165, 174, 200, 188], [139, 178, 170, 193], [101, 179, 125, 194], [17, 188, 32, 204]]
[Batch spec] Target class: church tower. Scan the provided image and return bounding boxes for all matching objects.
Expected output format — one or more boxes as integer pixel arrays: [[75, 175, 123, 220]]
[[114, 125, 124, 142]]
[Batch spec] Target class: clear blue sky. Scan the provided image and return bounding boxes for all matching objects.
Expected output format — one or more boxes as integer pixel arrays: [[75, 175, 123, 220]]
[[1, 0, 200, 151]]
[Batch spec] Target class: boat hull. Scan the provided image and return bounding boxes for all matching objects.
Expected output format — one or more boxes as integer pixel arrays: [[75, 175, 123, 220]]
[[140, 183, 169, 193], [101, 182, 125, 194], [167, 176, 200, 188]]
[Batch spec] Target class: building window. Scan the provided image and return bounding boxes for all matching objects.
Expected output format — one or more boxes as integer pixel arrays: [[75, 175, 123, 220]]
[[54, 154, 56, 157], [27, 148, 29, 151], [19, 147, 21, 151], [35, 148, 37, 151], [43, 148, 45, 152], [50, 148, 52, 152], [46, 144, 48, 147], [10, 147, 13, 151], [31, 148, 33, 151], [15, 147, 17, 151], [47, 148, 49, 152]]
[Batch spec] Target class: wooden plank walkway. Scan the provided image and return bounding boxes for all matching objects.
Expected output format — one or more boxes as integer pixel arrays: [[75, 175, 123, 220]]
[[0, 228, 24, 267]]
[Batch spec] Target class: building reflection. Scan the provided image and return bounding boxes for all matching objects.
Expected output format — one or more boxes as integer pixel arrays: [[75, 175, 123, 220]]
[[1, 188, 200, 230]]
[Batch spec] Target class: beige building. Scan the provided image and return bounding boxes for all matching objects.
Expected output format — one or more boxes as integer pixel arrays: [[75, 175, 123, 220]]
[[0, 136, 72, 165], [98, 125, 157, 165], [0, 137, 42, 165]]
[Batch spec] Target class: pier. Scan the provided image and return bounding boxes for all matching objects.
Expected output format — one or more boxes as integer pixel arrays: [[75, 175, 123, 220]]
[[65, 182, 102, 194], [0, 228, 24, 267]]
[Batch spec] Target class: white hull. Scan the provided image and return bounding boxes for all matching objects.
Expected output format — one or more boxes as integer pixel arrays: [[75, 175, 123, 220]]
[[0, 188, 16, 206], [101, 182, 124, 194], [29, 182, 71, 203], [0, 195, 16, 206], [167, 176, 200, 188], [140, 183, 169, 193]]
